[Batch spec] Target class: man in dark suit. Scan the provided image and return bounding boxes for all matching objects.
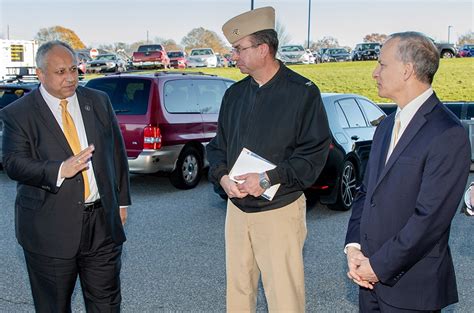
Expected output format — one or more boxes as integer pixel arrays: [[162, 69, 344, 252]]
[[345, 32, 470, 312], [0, 40, 130, 312]]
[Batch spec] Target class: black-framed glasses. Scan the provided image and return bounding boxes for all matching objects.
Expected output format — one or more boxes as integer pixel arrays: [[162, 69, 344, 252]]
[[231, 44, 260, 55]]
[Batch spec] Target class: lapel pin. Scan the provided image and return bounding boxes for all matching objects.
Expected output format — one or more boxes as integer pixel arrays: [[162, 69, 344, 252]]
[[85, 105, 91, 111]]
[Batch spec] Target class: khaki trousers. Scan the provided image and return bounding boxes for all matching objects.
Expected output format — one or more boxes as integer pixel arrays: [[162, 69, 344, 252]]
[[225, 195, 307, 313]]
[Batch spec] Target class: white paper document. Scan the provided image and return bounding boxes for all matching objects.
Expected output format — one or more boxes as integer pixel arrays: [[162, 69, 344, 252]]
[[229, 148, 281, 201]]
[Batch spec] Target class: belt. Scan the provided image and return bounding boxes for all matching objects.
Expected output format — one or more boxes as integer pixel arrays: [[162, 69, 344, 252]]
[[84, 199, 102, 212]]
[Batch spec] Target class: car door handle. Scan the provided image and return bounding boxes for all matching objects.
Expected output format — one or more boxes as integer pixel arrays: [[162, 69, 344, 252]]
[[351, 135, 359, 140]]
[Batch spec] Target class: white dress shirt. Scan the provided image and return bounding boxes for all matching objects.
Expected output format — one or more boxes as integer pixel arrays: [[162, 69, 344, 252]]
[[345, 87, 434, 253], [39, 85, 99, 203]]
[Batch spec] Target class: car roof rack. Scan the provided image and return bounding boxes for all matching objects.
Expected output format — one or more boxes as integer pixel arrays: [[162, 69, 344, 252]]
[[1, 74, 39, 84], [153, 71, 216, 77]]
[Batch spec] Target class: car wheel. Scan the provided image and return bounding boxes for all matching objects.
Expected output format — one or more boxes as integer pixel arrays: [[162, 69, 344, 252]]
[[441, 51, 454, 58], [170, 146, 202, 189], [328, 160, 357, 211]]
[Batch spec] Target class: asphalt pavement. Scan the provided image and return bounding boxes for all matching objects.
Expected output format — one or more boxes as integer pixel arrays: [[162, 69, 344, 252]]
[[0, 171, 472, 312]]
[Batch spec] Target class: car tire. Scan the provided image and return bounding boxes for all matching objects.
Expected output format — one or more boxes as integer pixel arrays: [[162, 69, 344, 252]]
[[441, 51, 454, 58], [328, 160, 357, 211], [170, 146, 202, 189]]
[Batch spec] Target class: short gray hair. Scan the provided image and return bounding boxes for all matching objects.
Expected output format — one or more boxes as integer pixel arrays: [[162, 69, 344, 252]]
[[250, 29, 279, 58], [36, 40, 77, 70], [386, 32, 439, 84]]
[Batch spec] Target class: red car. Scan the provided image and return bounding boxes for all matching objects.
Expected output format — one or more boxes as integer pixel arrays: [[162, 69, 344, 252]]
[[85, 72, 234, 189], [167, 50, 187, 69]]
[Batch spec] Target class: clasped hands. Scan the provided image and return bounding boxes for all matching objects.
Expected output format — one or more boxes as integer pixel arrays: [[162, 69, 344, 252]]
[[61, 145, 95, 179], [220, 173, 265, 198], [346, 246, 379, 289]]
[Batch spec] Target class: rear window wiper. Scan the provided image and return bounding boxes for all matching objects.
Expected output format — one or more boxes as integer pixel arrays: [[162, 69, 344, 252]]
[[114, 109, 130, 113]]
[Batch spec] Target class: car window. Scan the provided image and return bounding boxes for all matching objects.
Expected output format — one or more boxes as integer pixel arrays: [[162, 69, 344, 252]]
[[445, 102, 463, 119], [465, 103, 474, 120], [195, 79, 228, 114], [335, 102, 349, 128], [0, 87, 30, 109], [357, 98, 385, 126], [164, 80, 199, 113], [337, 98, 367, 127], [86, 78, 150, 115]]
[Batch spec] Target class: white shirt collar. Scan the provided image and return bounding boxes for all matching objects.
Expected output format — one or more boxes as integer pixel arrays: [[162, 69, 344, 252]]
[[395, 87, 433, 128], [39, 84, 78, 108]]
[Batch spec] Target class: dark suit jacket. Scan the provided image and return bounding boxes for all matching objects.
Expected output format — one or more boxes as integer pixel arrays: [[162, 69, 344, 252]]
[[0, 86, 131, 259], [345, 93, 470, 310]]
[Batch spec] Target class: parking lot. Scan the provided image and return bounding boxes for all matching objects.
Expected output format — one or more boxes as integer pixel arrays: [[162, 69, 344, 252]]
[[0, 171, 473, 312]]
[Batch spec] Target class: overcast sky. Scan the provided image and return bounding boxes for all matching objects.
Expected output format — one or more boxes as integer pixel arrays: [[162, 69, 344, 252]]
[[0, 0, 472, 48]]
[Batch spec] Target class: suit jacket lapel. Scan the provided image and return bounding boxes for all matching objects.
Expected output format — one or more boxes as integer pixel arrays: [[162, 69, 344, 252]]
[[373, 93, 438, 191], [33, 88, 73, 155], [76, 87, 96, 148]]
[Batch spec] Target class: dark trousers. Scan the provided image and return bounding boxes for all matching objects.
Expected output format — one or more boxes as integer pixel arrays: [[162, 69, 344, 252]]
[[359, 288, 441, 313], [23, 205, 123, 313]]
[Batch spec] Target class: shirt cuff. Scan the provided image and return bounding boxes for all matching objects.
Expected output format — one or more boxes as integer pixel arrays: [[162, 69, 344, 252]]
[[56, 162, 66, 187], [344, 243, 361, 254]]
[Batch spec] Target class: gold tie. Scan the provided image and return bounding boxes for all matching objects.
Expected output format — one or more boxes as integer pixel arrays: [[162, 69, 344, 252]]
[[393, 114, 401, 145], [59, 99, 90, 200]]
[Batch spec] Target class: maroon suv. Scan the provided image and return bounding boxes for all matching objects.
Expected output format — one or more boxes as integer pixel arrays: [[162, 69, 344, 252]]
[[86, 72, 233, 189]]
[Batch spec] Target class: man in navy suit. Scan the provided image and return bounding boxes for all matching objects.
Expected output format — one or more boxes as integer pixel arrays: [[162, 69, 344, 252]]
[[345, 32, 470, 312], [1, 41, 130, 312]]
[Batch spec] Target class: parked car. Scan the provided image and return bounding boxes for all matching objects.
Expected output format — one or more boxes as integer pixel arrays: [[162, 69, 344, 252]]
[[309, 93, 386, 210], [279, 45, 313, 64], [322, 48, 351, 62], [214, 93, 386, 211], [0, 79, 39, 165], [187, 48, 218, 68], [431, 39, 458, 58], [85, 72, 234, 189], [311, 51, 322, 64], [86, 54, 127, 73], [378, 101, 474, 121], [351, 42, 381, 61], [458, 44, 474, 57], [167, 50, 187, 69], [132, 44, 170, 69]]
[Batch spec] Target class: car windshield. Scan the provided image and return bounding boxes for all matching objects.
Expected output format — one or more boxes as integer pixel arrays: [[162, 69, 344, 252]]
[[281, 45, 304, 52], [138, 45, 163, 52], [191, 49, 213, 56], [0, 86, 36, 109], [360, 43, 380, 50], [168, 51, 184, 58], [328, 49, 347, 54], [95, 55, 116, 61]]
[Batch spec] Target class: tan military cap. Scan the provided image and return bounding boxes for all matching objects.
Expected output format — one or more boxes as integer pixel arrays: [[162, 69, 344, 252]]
[[222, 6, 275, 44]]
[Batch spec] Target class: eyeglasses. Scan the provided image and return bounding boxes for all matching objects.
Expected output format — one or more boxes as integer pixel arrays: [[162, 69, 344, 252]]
[[231, 44, 260, 55]]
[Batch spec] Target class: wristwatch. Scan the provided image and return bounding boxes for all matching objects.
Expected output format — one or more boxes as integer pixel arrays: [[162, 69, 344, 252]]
[[259, 172, 271, 189]]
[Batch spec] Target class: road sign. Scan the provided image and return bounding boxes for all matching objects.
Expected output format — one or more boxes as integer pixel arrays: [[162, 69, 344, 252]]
[[89, 48, 99, 58]]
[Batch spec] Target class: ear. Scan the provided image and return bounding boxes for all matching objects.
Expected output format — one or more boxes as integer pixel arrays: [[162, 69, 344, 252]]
[[259, 43, 270, 58], [403, 62, 414, 81], [36, 67, 44, 82]]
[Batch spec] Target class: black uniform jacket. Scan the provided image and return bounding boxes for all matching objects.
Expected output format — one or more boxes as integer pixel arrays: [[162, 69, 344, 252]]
[[207, 63, 330, 212]]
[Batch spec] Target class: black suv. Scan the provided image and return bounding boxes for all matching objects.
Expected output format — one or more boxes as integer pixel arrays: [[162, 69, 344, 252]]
[[0, 78, 40, 165], [351, 43, 381, 61]]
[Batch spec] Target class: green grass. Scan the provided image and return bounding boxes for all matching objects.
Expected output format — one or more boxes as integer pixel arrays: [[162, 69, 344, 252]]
[[85, 58, 474, 103]]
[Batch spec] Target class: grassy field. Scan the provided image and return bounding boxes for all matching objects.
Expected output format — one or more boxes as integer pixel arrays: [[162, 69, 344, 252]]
[[86, 58, 473, 103]]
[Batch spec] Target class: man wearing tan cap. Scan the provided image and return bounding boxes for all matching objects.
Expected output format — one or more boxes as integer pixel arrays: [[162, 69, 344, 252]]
[[207, 6, 330, 312]]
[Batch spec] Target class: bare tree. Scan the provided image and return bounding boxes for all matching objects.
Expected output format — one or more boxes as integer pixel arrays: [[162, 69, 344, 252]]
[[457, 31, 474, 45], [363, 33, 387, 43], [311, 36, 340, 51], [276, 20, 291, 46]]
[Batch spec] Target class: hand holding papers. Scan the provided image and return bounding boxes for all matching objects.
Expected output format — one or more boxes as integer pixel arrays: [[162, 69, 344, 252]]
[[229, 148, 281, 201]]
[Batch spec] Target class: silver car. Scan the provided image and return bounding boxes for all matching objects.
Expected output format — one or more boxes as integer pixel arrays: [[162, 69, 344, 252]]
[[187, 48, 218, 68]]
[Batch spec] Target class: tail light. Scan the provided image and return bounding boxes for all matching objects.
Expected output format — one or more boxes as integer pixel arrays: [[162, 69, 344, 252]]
[[143, 125, 162, 149]]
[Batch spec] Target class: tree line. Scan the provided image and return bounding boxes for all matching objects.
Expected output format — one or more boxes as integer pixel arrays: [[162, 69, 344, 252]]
[[34, 25, 474, 57]]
